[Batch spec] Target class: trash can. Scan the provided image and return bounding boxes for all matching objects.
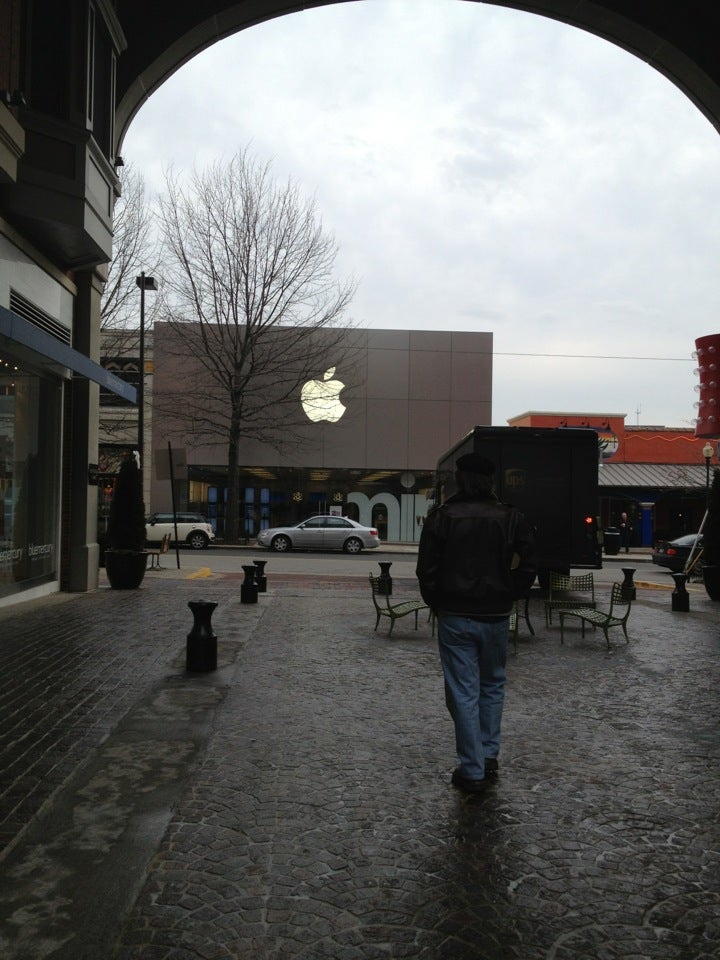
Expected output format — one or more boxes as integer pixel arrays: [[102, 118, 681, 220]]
[[604, 527, 620, 555]]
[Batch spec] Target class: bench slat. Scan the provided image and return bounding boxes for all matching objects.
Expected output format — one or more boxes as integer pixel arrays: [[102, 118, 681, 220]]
[[369, 575, 428, 636]]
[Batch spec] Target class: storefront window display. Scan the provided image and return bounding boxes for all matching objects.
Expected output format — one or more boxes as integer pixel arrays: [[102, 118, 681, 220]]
[[0, 362, 62, 598], [186, 466, 435, 542]]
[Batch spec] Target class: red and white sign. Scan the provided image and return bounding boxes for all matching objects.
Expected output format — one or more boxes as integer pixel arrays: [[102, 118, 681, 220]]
[[694, 334, 720, 437]]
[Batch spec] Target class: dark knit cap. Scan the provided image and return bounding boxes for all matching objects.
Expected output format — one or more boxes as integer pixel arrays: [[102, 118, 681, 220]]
[[456, 453, 495, 475]]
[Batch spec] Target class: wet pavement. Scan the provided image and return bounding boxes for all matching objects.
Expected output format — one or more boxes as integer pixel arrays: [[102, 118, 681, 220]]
[[0, 559, 718, 959]]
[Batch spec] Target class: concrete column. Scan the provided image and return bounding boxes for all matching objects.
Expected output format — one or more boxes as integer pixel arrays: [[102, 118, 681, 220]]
[[63, 267, 103, 591]]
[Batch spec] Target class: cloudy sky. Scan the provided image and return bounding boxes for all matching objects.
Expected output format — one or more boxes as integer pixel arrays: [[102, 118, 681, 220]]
[[121, 0, 720, 429]]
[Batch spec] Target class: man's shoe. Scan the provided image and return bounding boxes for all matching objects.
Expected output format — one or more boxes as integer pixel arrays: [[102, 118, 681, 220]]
[[485, 757, 499, 776], [451, 768, 487, 794]]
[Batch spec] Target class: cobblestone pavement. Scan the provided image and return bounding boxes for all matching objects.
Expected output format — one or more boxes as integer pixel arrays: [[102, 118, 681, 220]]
[[0, 570, 718, 959]]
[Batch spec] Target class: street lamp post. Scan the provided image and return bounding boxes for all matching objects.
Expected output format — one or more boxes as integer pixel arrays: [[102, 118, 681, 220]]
[[136, 272, 158, 491]]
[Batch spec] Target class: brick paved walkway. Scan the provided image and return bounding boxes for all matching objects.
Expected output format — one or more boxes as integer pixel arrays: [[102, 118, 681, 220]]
[[0, 573, 718, 959]]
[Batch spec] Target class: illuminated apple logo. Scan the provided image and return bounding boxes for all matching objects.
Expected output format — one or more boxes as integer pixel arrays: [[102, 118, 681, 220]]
[[301, 367, 346, 423]]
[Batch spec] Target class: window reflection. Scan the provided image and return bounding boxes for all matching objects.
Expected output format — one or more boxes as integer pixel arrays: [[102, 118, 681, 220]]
[[0, 369, 61, 597]]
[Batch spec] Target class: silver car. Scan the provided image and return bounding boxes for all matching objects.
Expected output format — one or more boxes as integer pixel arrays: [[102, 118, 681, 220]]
[[256, 516, 380, 553]]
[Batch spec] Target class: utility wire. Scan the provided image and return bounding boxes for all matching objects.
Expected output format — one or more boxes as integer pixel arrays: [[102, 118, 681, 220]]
[[495, 351, 690, 361]]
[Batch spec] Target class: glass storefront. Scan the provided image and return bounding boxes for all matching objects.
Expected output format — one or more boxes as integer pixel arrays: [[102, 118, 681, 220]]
[[0, 360, 62, 598], [186, 465, 436, 542]]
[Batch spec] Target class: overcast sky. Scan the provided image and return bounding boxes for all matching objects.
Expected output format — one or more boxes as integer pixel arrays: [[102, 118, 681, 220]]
[[121, 0, 720, 430]]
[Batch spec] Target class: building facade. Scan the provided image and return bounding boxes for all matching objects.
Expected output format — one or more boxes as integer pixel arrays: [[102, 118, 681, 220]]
[[100, 340, 717, 551], [149, 324, 493, 543], [0, 238, 133, 606], [0, 1, 133, 606]]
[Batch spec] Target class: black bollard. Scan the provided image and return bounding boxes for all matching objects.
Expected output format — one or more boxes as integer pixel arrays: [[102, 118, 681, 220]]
[[671, 572, 690, 612], [253, 559, 268, 593], [241, 564, 259, 603], [378, 561, 393, 596], [620, 567, 637, 600], [187, 600, 218, 672]]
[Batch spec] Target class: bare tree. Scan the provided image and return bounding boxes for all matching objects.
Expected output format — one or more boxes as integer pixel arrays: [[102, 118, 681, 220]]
[[155, 150, 359, 543], [101, 163, 159, 333]]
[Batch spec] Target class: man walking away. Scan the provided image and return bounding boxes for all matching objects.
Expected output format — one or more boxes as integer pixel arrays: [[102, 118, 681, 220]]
[[416, 453, 536, 794]]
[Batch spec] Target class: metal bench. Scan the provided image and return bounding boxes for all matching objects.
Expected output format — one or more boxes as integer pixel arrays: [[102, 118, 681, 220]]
[[146, 533, 171, 569], [544, 572, 596, 627], [559, 582, 632, 650], [369, 574, 428, 636]]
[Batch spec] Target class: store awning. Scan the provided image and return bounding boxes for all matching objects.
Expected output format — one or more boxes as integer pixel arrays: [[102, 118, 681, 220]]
[[0, 305, 136, 402], [599, 462, 707, 489]]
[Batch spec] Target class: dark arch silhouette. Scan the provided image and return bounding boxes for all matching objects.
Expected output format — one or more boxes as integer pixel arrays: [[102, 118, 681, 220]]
[[116, 2, 720, 148]]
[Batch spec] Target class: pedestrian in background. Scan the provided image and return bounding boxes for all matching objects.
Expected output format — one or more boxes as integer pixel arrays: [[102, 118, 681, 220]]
[[620, 511, 633, 553], [416, 454, 536, 794]]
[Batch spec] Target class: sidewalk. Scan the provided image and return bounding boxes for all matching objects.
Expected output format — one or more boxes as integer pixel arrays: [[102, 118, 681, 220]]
[[0, 572, 718, 959]]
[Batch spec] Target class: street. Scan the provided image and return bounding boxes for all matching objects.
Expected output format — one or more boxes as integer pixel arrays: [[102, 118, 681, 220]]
[[154, 544, 690, 592]]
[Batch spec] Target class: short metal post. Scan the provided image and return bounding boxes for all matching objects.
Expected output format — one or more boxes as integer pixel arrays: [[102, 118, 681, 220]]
[[241, 564, 259, 603], [253, 559, 267, 593], [378, 561, 393, 596], [671, 573, 690, 612], [186, 600, 218, 672], [620, 567, 636, 600]]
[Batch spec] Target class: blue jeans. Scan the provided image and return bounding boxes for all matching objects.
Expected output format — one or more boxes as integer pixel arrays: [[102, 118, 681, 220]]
[[437, 613, 509, 780]]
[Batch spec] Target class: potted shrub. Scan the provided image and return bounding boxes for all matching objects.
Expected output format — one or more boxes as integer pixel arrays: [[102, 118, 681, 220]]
[[104, 454, 148, 589], [702, 467, 720, 600]]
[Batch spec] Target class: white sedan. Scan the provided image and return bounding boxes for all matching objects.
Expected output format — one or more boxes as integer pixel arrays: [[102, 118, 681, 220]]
[[256, 516, 380, 553]]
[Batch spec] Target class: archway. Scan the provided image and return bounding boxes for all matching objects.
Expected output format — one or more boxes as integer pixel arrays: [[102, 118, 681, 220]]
[[4, 0, 720, 598], [116, 1, 720, 546], [116, 2, 720, 148]]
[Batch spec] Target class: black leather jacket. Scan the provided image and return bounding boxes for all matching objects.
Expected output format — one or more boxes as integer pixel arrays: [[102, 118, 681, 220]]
[[416, 492, 536, 617]]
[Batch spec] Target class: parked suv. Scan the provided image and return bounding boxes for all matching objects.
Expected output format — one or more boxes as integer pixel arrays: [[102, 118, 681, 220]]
[[146, 512, 215, 550]]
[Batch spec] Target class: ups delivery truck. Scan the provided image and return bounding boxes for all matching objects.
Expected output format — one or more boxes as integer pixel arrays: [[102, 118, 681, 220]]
[[432, 426, 602, 579]]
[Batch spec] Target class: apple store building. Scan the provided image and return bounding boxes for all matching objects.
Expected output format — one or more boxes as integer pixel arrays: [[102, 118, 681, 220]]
[[149, 324, 493, 543]]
